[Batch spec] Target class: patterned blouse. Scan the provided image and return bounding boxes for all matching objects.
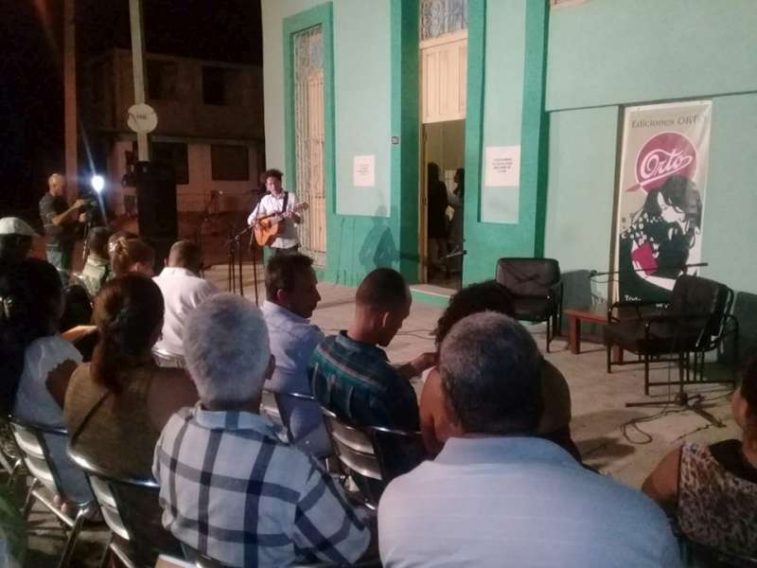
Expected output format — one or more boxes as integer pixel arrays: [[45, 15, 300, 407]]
[[678, 441, 757, 557]]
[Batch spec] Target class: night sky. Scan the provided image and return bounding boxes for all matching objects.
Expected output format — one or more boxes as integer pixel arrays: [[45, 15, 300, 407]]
[[0, 0, 262, 219]]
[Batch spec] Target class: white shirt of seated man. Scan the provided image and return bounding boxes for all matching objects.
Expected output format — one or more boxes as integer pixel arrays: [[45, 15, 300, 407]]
[[246, 172, 301, 250], [378, 312, 681, 568], [153, 242, 218, 358]]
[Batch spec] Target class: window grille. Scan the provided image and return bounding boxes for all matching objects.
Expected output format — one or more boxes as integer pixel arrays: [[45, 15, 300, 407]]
[[421, 0, 467, 41], [293, 26, 327, 264]]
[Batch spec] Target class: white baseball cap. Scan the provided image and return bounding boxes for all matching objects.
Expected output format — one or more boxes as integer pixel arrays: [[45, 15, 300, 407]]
[[0, 217, 38, 237]]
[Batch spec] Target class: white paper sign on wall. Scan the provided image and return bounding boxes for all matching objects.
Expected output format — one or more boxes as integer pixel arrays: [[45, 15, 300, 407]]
[[353, 155, 376, 187], [485, 145, 521, 187]]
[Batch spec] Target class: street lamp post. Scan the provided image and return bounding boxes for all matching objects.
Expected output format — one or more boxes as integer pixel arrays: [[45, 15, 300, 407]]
[[129, 0, 150, 161], [63, 0, 77, 200]]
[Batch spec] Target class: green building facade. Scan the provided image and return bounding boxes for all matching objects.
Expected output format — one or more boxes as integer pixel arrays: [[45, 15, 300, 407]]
[[261, 0, 757, 355]]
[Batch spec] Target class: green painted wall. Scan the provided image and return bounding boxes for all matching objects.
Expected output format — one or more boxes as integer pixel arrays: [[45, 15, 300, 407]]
[[262, 0, 324, 165], [546, 0, 757, 111], [544, 106, 619, 309], [263, 0, 551, 290], [544, 107, 619, 273], [545, 1, 757, 356], [333, 1, 391, 217], [704, 93, 757, 294], [264, 1, 398, 287], [462, 0, 549, 284]]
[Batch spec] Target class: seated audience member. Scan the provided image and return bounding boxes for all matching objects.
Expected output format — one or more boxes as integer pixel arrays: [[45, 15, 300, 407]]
[[379, 312, 680, 568], [110, 236, 154, 277], [643, 357, 757, 557], [152, 240, 218, 360], [154, 294, 371, 567], [262, 253, 330, 456], [1, 259, 91, 505], [0, 217, 36, 266], [77, 226, 111, 297], [311, 268, 435, 432], [420, 280, 578, 459], [65, 274, 198, 478]]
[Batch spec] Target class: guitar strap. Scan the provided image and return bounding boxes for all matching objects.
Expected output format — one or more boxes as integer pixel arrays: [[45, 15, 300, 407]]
[[282, 191, 289, 215]]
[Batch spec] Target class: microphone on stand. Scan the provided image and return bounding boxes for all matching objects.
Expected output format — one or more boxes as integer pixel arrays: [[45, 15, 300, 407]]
[[588, 262, 708, 279]]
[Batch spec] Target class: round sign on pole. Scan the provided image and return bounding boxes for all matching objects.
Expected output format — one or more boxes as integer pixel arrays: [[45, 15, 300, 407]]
[[127, 103, 158, 134]]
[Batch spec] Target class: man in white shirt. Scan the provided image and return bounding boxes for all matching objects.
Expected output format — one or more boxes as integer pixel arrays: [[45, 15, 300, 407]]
[[261, 253, 330, 457], [378, 312, 681, 568], [153, 240, 218, 360], [247, 168, 302, 255]]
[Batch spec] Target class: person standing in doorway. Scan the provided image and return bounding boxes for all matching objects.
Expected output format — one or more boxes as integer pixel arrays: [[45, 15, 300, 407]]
[[247, 169, 302, 256], [448, 167, 464, 273], [39, 173, 87, 282], [427, 162, 449, 278]]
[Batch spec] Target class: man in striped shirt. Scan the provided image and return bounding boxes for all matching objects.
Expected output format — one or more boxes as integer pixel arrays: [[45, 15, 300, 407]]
[[153, 294, 370, 567]]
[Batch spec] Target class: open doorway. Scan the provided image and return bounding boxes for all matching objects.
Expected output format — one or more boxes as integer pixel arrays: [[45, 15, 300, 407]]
[[422, 121, 465, 288], [418, 0, 467, 289]]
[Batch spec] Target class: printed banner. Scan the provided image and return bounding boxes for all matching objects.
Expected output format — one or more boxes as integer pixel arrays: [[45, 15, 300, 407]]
[[614, 100, 711, 302]]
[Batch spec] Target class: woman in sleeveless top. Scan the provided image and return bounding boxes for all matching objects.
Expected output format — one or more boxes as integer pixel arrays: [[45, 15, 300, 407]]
[[642, 356, 757, 557], [64, 274, 197, 478]]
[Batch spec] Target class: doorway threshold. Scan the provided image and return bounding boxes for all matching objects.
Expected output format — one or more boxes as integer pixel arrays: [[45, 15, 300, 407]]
[[410, 284, 455, 307]]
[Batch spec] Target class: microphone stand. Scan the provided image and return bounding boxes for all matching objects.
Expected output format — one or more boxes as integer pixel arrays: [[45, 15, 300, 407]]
[[225, 225, 253, 300]]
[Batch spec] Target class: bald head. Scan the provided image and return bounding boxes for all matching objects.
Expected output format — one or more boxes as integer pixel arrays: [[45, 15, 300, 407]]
[[168, 240, 203, 274], [48, 173, 66, 196]]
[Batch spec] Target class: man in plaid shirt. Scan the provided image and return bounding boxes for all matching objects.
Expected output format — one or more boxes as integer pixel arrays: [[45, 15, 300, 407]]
[[153, 294, 371, 567]]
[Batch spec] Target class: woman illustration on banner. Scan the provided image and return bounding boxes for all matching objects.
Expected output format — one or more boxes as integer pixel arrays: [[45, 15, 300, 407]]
[[618, 175, 702, 301]]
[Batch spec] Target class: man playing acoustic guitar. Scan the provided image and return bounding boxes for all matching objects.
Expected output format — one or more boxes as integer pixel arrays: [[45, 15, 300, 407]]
[[247, 169, 302, 256]]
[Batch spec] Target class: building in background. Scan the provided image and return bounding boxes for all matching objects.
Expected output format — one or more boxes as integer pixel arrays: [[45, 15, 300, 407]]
[[81, 49, 264, 216], [261, 0, 757, 359]]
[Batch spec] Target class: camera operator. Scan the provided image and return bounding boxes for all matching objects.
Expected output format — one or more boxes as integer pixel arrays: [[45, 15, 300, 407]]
[[39, 173, 87, 282]]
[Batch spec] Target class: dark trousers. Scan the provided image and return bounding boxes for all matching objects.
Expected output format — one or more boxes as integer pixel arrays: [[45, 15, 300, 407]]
[[46, 242, 74, 284], [272, 245, 300, 257]]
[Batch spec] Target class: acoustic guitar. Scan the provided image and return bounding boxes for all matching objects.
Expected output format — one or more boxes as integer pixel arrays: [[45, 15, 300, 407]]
[[251, 202, 309, 247]]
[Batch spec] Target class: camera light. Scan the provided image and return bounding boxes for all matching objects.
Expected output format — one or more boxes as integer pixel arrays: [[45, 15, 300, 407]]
[[90, 175, 105, 193]]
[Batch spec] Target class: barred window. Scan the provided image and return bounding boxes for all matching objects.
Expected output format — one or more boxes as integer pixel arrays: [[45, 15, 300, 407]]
[[421, 0, 467, 41]]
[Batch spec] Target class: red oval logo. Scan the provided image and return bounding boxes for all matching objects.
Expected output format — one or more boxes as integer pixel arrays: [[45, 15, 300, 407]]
[[635, 132, 697, 191]]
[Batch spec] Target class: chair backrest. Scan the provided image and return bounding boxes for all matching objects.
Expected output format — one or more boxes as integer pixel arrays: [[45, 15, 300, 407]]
[[68, 447, 180, 564], [495, 258, 561, 298], [320, 407, 425, 506], [9, 417, 69, 499], [260, 389, 284, 428], [271, 391, 333, 458], [320, 408, 380, 481], [668, 275, 733, 343]]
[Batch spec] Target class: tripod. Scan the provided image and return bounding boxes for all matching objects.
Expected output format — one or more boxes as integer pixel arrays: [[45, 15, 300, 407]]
[[624, 330, 725, 428]]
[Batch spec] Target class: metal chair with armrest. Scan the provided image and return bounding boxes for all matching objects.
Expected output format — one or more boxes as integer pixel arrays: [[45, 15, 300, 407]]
[[495, 258, 563, 352], [604, 275, 738, 395]]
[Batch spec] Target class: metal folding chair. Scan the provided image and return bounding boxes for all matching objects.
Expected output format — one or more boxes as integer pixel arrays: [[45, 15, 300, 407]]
[[9, 416, 97, 568]]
